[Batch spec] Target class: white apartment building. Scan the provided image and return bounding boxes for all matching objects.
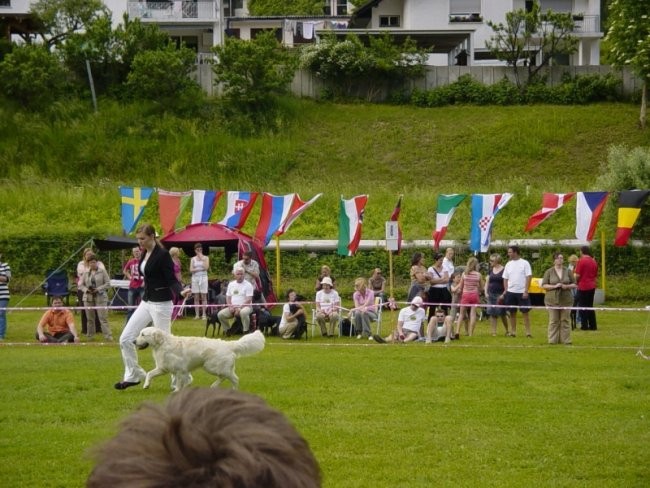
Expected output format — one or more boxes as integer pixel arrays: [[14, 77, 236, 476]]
[[1, 1, 600, 66]]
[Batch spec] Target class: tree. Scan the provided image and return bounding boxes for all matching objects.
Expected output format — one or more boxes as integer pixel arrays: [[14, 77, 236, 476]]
[[486, 0, 578, 89], [212, 31, 298, 133], [605, 0, 650, 128], [0, 44, 68, 109], [300, 33, 428, 101], [126, 44, 202, 108], [29, 0, 110, 49]]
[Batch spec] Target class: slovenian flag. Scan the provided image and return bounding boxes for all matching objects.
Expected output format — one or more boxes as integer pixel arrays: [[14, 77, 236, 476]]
[[218, 191, 258, 229], [254, 193, 296, 246], [119, 186, 154, 234], [433, 194, 466, 250], [614, 189, 650, 246], [338, 195, 368, 256], [191, 190, 221, 224], [524, 192, 575, 232], [277, 193, 322, 236], [470, 193, 513, 252], [158, 190, 192, 236], [575, 191, 608, 241]]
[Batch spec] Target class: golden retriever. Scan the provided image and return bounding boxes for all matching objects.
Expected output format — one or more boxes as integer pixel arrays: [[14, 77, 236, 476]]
[[135, 328, 265, 391]]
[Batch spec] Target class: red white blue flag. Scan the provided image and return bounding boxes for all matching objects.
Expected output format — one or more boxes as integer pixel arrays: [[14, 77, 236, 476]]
[[575, 191, 609, 241], [524, 192, 575, 232], [277, 193, 322, 235], [191, 190, 221, 224], [470, 193, 513, 252], [218, 191, 258, 229], [254, 193, 296, 246]]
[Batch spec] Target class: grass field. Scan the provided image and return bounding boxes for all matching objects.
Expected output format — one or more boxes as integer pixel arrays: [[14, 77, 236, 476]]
[[1, 296, 649, 487]]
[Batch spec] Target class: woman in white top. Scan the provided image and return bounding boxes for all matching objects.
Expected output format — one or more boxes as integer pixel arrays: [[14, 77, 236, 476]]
[[190, 243, 209, 320]]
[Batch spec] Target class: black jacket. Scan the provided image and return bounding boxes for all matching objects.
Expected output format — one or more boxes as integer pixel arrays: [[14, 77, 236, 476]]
[[140, 245, 182, 302]]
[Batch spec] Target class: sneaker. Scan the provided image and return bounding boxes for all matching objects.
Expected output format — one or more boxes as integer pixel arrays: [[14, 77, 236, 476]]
[[526, 334, 533, 338], [114, 381, 140, 390], [194, 316, 201, 320], [425, 339, 431, 344], [368, 336, 374, 341], [372, 334, 387, 344], [356, 334, 363, 339]]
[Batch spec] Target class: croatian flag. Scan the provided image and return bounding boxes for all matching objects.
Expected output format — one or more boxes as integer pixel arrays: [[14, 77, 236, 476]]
[[470, 193, 513, 252], [524, 192, 575, 232], [254, 193, 296, 246], [277, 193, 322, 235], [191, 190, 221, 224], [218, 191, 258, 229], [432, 194, 466, 250], [338, 195, 368, 256], [575, 191, 609, 241]]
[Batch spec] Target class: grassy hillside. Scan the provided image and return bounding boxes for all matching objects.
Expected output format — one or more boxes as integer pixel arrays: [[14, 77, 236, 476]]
[[1, 99, 649, 241]]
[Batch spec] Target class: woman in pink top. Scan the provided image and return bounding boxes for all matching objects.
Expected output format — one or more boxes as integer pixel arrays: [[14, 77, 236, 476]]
[[352, 277, 377, 340], [455, 257, 484, 337]]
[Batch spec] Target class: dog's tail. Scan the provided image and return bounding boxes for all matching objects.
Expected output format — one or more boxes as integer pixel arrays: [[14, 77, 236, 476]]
[[230, 330, 265, 357]]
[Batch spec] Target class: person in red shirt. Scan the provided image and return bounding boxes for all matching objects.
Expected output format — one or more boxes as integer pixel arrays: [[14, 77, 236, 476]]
[[36, 296, 80, 343], [574, 246, 598, 331]]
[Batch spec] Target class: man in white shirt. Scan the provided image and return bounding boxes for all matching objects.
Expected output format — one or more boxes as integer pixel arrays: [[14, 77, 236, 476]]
[[501, 245, 533, 338], [218, 267, 254, 333], [373, 296, 426, 343], [315, 277, 340, 337]]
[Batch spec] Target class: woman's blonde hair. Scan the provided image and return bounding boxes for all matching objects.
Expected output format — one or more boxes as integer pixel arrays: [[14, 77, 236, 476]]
[[466, 257, 479, 273]]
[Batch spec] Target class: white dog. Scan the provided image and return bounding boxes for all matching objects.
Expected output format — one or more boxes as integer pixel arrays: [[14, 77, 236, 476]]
[[135, 328, 265, 391]]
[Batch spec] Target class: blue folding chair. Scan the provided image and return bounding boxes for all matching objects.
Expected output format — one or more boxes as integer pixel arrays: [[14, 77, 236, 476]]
[[43, 269, 71, 306]]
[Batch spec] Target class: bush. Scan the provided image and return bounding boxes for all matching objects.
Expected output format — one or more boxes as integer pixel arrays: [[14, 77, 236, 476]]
[[0, 44, 69, 110]]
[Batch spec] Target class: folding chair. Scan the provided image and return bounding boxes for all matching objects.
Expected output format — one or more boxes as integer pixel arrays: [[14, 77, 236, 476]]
[[372, 297, 384, 335], [43, 269, 71, 306], [311, 307, 343, 337]]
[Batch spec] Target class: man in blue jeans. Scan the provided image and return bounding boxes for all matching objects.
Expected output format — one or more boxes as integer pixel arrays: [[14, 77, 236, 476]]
[[0, 251, 10, 341]]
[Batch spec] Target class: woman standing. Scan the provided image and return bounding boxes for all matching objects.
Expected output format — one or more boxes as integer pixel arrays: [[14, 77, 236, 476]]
[[455, 257, 484, 337], [426, 252, 451, 318], [352, 277, 377, 340], [115, 224, 185, 390], [80, 255, 112, 341], [484, 253, 509, 336], [76, 248, 106, 335], [315, 265, 336, 292], [407, 252, 431, 302], [542, 252, 576, 345], [190, 243, 209, 320]]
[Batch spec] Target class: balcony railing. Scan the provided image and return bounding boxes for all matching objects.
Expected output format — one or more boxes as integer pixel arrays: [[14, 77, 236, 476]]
[[572, 14, 600, 34], [127, 1, 217, 21]]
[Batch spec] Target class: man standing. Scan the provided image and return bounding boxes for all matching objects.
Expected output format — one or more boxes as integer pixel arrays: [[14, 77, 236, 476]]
[[0, 250, 10, 341], [36, 296, 80, 343], [575, 245, 598, 331], [233, 250, 261, 290], [502, 245, 533, 338], [218, 267, 254, 334]]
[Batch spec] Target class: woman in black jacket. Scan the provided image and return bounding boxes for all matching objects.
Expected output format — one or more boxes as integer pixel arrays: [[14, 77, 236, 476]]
[[115, 224, 185, 390]]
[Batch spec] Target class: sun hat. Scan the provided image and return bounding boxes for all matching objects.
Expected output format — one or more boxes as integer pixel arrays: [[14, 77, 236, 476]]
[[411, 296, 424, 307], [320, 276, 333, 286]]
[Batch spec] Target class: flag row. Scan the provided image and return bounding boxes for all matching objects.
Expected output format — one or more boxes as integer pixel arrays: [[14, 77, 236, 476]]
[[119, 187, 649, 253]]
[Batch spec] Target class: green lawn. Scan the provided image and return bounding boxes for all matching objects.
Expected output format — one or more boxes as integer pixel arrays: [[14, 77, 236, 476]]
[[1, 298, 649, 487]]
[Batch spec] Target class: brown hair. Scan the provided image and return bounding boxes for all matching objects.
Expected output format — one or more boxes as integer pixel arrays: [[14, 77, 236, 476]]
[[87, 388, 321, 488]]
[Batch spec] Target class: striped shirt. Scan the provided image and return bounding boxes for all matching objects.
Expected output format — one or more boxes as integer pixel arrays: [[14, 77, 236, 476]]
[[0, 261, 11, 301]]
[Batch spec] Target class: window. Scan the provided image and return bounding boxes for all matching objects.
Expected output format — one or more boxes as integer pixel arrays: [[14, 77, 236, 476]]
[[450, 0, 481, 16], [0, 0, 10, 6], [336, 0, 347, 15], [379, 16, 400, 28], [224, 0, 244, 17], [539, 0, 572, 13], [251, 28, 282, 42]]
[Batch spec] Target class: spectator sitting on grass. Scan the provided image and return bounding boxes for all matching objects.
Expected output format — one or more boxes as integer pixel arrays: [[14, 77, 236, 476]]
[[373, 296, 426, 343], [36, 296, 80, 343]]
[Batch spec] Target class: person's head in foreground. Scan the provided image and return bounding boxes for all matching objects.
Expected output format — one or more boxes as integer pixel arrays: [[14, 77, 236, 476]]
[[87, 388, 321, 488]]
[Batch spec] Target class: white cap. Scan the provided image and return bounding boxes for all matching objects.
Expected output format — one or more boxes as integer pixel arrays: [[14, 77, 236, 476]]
[[320, 276, 333, 286], [411, 296, 423, 307]]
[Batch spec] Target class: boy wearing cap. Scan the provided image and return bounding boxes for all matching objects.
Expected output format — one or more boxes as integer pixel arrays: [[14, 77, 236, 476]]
[[373, 296, 426, 343], [315, 276, 340, 337]]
